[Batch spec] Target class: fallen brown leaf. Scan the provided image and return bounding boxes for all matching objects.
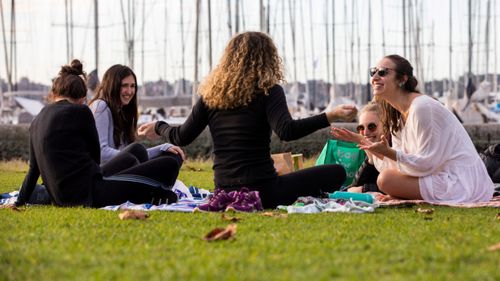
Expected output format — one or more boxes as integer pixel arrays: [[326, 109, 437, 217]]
[[261, 212, 288, 218], [118, 210, 150, 220], [495, 213, 500, 220], [487, 243, 500, 252], [415, 208, 434, 215], [221, 213, 241, 222], [204, 224, 237, 242]]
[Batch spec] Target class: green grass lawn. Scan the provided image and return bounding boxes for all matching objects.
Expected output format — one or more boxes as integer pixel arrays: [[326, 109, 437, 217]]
[[1, 160, 499, 281]]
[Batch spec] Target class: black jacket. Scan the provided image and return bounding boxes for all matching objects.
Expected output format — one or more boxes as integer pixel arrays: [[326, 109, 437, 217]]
[[16, 100, 102, 206], [156, 85, 330, 187]]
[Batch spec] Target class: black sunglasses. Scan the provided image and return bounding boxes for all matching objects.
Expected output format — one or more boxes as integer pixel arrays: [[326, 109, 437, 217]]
[[356, 123, 378, 133], [369, 67, 396, 77]]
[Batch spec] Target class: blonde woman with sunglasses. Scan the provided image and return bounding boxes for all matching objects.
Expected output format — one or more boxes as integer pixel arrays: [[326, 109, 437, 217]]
[[332, 102, 388, 194], [334, 54, 494, 203]]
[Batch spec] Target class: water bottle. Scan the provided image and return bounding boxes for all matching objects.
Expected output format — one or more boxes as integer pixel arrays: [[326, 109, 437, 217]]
[[328, 191, 374, 204]]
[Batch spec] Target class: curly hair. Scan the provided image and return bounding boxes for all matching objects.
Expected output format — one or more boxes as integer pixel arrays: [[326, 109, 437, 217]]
[[199, 32, 285, 110]]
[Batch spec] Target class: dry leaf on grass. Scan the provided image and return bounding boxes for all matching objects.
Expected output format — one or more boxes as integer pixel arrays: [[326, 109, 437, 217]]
[[221, 213, 241, 222], [118, 210, 150, 220], [487, 243, 500, 252], [415, 208, 434, 215], [203, 224, 237, 242], [495, 213, 500, 220], [261, 212, 288, 218]]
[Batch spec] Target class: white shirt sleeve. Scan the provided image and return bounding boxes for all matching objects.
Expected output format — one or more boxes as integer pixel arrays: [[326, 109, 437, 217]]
[[394, 99, 450, 177]]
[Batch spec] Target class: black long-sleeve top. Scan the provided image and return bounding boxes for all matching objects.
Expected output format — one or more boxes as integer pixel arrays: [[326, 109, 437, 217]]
[[348, 158, 381, 193], [16, 100, 102, 206], [155, 84, 330, 187]]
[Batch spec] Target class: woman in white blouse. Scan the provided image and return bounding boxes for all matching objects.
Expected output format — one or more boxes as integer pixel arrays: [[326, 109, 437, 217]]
[[333, 54, 494, 203]]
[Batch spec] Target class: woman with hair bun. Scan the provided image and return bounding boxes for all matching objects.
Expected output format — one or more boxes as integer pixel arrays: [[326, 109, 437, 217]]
[[139, 32, 357, 210], [335, 54, 494, 203], [16, 60, 179, 207]]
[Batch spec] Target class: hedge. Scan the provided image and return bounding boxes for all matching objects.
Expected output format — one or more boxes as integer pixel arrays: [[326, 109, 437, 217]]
[[1, 123, 499, 161]]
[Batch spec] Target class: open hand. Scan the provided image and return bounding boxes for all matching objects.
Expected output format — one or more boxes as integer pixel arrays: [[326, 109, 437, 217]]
[[330, 127, 363, 143], [326, 104, 357, 123], [358, 135, 390, 160], [138, 121, 160, 140]]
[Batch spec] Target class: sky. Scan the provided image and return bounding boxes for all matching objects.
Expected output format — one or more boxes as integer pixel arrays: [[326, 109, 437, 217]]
[[0, 0, 499, 87]]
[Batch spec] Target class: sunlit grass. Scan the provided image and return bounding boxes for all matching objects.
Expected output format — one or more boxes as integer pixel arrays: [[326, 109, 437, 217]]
[[1, 160, 499, 281]]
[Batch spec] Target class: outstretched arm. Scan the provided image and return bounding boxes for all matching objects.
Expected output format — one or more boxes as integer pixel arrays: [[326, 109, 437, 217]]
[[330, 127, 363, 144]]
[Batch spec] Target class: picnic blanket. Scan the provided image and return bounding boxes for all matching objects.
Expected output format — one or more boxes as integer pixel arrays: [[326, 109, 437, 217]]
[[101, 197, 210, 212], [369, 193, 500, 208], [277, 196, 378, 214], [0, 180, 212, 212]]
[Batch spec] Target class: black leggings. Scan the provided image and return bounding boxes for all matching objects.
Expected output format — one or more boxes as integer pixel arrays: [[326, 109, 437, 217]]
[[221, 164, 346, 209], [101, 143, 149, 177], [92, 144, 183, 207]]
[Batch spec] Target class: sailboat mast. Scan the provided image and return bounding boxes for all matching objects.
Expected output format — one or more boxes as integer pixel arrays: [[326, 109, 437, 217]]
[[260, 0, 265, 32], [367, 0, 372, 103], [403, 0, 406, 57], [288, 0, 297, 81], [350, 0, 355, 101], [281, 0, 285, 68], [235, 0, 240, 33], [0, 0, 12, 95], [494, 0, 498, 93], [381, 0, 386, 54], [140, 0, 145, 97], [324, 0, 330, 84], [65, 0, 70, 61], [343, 0, 349, 98], [331, 0, 336, 85], [180, 0, 185, 95], [227, 0, 232, 37], [448, 0, 453, 92], [299, 0, 310, 110], [468, 0, 472, 78], [94, 0, 98, 75], [70, 0, 73, 60], [207, 0, 212, 70], [10, 0, 15, 91], [193, 0, 200, 106], [309, 0, 316, 109], [485, 0, 491, 79]]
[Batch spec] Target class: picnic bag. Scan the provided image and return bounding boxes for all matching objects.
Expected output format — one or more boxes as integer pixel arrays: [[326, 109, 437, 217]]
[[315, 140, 366, 186], [271, 152, 294, 175]]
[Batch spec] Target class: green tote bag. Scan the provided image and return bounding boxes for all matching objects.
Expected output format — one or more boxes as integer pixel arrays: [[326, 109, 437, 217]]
[[315, 140, 366, 186]]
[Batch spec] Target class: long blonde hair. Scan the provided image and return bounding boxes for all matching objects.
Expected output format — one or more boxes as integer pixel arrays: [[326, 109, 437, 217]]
[[199, 32, 285, 110]]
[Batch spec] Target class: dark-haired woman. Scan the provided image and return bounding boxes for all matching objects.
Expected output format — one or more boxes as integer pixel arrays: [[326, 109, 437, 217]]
[[89, 64, 184, 176], [15, 60, 179, 207], [353, 54, 494, 203]]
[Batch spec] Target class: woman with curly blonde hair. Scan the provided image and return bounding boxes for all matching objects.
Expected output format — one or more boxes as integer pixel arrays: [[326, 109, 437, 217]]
[[139, 32, 357, 210]]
